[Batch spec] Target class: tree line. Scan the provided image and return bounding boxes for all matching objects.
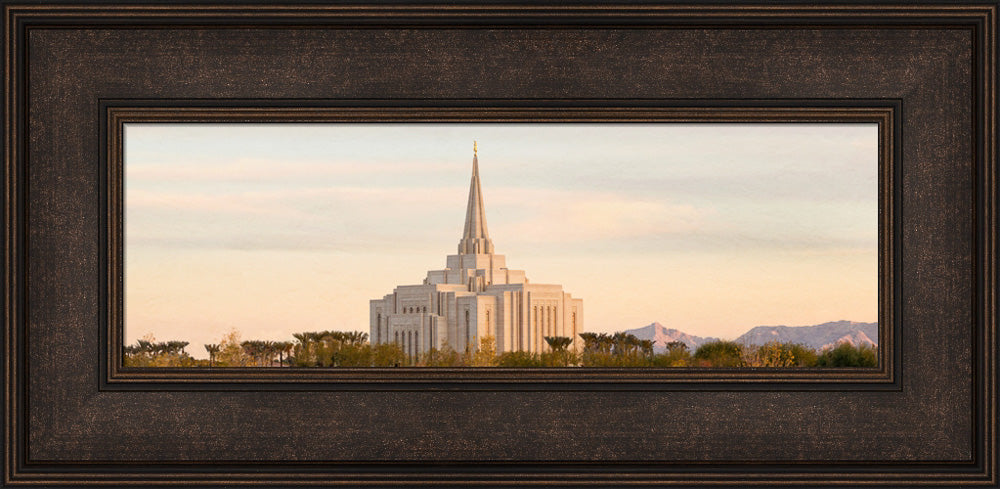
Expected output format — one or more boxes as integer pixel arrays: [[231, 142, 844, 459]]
[[123, 329, 877, 368]]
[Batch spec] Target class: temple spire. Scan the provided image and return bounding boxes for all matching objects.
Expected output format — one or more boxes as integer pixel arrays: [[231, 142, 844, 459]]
[[458, 142, 494, 255]]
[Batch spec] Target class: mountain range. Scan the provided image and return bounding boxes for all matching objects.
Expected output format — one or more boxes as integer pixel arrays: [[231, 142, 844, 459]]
[[623, 320, 877, 352], [622, 322, 719, 352]]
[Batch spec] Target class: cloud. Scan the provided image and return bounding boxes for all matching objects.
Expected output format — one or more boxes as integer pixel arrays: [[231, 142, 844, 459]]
[[127, 185, 464, 215], [491, 188, 708, 243], [126, 157, 463, 184], [126, 185, 468, 252]]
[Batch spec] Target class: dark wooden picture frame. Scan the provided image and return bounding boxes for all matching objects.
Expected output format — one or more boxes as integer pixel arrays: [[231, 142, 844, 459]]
[[3, 2, 996, 487]]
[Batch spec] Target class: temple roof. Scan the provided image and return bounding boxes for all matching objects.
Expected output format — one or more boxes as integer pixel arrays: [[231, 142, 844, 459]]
[[457, 142, 495, 255]]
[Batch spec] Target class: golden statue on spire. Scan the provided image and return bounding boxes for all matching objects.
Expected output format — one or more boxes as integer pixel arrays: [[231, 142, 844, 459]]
[[473, 140, 478, 155]]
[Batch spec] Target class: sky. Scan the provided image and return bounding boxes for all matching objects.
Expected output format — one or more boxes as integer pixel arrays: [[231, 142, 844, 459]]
[[124, 123, 878, 358]]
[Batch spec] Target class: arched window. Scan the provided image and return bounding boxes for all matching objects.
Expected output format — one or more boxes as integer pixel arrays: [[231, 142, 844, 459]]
[[423, 306, 427, 313], [395, 331, 399, 344], [376, 313, 382, 343]]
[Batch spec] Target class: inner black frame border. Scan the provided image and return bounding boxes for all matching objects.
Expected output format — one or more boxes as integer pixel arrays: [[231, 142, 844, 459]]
[[101, 99, 900, 392]]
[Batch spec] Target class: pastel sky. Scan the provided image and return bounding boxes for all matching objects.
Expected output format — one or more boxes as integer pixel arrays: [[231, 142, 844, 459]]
[[124, 123, 877, 358]]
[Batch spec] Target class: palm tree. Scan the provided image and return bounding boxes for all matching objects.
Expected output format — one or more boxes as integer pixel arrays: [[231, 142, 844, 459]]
[[277, 341, 293, 366], [292, 332, 309, 346], [544, 336, 573, 352], [579, 333, 600, 353], [638, 339, 655, 358], [262, 341, 280, 366], [596, 333, 614, 354], [204, 343, 220, 367], [241, 340, 265, 366], [611, 332, 629, 356], [345, 331, 369, 346], [166, 340, 189, 355], [292, 333, 315, 366], [151, 342, 169, 357]]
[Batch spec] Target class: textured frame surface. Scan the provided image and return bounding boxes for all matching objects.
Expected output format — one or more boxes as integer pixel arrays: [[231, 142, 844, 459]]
[[3, 2, 997, 487]]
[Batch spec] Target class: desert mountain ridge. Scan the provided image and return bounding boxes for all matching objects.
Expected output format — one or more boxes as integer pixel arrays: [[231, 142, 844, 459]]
[[623, 320, 877, 352]]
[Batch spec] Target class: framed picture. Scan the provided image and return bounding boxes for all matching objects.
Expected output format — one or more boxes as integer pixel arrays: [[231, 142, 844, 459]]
[[119, 120, 883, 373], [4, 2, 996, 487]]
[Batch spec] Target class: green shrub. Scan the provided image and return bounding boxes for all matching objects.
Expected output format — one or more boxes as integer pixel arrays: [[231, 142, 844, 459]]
[[787, 343, 819, 367], [371, 343, 407, 366], [693, 340, 744, 367], [420, 346, 465, 367], [817, 342, 877, 367], [497, 350, 543, 367], [742, 341, 797, 367], [540, 350, 579, 367], [336, 344, 374, 367], [651, 342, 692, 367]]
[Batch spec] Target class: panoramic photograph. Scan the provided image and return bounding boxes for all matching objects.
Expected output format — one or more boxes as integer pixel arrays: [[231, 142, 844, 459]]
[[123, 123, 878, 368]]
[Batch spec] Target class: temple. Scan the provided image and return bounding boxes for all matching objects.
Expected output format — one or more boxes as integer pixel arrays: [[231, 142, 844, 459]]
[[370, 143, 584, 359]]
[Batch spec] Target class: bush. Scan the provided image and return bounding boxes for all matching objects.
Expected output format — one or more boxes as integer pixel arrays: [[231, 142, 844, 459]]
[[581, 351, 619, 367], [372, 343, 407, 366], [420, 346, 465, 367], [817, 342, 877, 367], [693, 341, 744, 367], [651, 350, 692, 367], [742, 341, 797, 367], [496, 350, 543, 367], [470, 335, 499, 367], [581, 351, 652, 367], [336, 344, 374, 367], [540, 350, 579, 367], [649, 341, 691, 367], [787, 343, 819, 367]]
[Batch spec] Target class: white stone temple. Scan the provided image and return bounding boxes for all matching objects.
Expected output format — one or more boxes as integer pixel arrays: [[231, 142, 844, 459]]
[[370, 143, 583, 358]]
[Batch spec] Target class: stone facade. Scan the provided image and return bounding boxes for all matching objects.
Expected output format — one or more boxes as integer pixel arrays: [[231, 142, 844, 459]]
[[370, 146, 583, 358]]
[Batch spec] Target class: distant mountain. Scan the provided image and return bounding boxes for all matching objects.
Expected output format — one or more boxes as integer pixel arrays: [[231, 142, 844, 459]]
[[619, 320, 877, 353], [735, 320, 877, 351], [623, 322, 720, 352]]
